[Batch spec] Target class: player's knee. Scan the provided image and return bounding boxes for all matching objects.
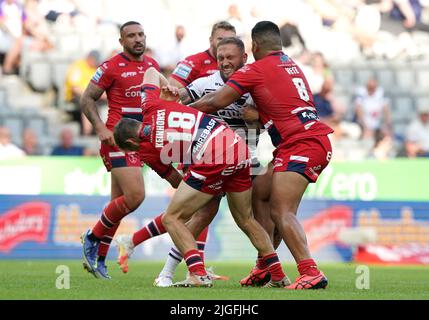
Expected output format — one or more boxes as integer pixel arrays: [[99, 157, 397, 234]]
[[124, 190, 145, 211], [161, 212, 178, 229], [270, 207, 295, 224]]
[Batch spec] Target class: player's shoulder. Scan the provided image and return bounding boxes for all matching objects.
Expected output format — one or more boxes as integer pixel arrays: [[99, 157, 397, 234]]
[[97, 53, 128, 73], [182, 50, 212, 66], [143, 55, 160, 69]]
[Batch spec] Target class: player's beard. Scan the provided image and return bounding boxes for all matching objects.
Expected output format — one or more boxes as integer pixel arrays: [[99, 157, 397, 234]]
[[126, 43, 146, 59]]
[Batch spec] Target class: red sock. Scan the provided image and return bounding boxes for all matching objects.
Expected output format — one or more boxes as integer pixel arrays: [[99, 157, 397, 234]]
[[196, 227, 208, 262], [256, 255, 268, 270], [184, 249, 206, 276], [262, 253, 285, 281], [92, 196, 131, 239], [297, 259, 320, 276], [97, 223, 120, 258], [132, 213, 166, 246]]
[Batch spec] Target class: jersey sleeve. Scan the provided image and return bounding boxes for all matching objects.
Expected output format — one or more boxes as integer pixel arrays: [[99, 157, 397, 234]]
[[171, 57, 200, 86], [141, 84, 161, 105], [226, 64, 261, 96], [147, 56, 161, 72], [140, 143, 174, 178], [185, 76, 208, 102], [90, 61, 113, 90]]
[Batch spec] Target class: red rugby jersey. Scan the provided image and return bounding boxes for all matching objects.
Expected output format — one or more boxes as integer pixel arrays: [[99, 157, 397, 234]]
[[140, 85, 237, 165], [170, 50, 218, 86], [227, 51, 333, 147], [90, 52, 160, 130]]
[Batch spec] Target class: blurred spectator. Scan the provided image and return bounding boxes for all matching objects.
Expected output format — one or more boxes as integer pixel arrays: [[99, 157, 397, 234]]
[[405, 105, 429, 157], [371, 129, 397, 159], [21, 128, 44, 155], [314, 78, 339, 126], [354, 78, 392, 140], [226, 3, 246, 38], [64, 50, 103, 135], [50, 127, 87, 156], [0, 0, 53, 74], [0, 0, 25, 74], [315, 78, 362, 140], [300, 51, 333, 95], [0, 126, 25, 159], [279, 20, 306, 55], [155, 25, 187, 76]]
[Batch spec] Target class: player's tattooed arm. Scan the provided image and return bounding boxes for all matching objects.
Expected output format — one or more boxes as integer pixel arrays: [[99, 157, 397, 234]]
[[81, 83, 115, 146], [189, 85, 241, 114]]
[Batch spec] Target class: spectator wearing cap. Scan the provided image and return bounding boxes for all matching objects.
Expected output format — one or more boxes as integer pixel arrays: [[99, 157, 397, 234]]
[[64, 50, 104, 135], [405, 105, 429, 158]]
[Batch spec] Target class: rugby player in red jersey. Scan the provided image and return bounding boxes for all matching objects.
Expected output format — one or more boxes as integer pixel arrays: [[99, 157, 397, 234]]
[[80, 21, 182, 279], [115, 37, 258, 287], [169, 21, 236, 88], [190, 21, 334, 290], [113, 67, 289, 288]]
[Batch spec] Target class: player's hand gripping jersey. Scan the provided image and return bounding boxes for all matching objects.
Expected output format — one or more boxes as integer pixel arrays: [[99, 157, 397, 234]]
[[140, 84, 251, 194]]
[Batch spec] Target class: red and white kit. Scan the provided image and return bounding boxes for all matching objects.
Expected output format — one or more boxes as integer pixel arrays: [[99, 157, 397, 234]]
[[140, 84, 251, 194], [91, 53, 172, 178], [170, 50, 218, 86], [227, 51, 334, 182]]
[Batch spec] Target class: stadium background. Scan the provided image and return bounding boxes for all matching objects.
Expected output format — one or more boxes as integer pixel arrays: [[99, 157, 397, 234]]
[[1, 0, 429, 267]]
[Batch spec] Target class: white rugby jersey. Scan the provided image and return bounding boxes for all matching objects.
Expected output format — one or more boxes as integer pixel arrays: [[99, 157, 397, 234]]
[[186, 71, 260, 163]]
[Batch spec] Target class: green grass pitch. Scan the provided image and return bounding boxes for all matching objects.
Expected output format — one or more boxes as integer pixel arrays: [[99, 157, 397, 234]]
[[0, 260, 428, 300]]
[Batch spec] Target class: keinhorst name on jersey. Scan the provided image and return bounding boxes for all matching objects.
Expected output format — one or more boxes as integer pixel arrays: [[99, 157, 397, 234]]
[[155, 109, 166, 148]]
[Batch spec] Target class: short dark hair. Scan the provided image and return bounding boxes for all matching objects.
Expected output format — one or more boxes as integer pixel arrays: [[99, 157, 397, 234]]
[[251, 21, 282, 49], [217, 37, 245, 53], [120, 21, 142, 34], [114, 118, 141, 151], [211, 21, 236, 36]]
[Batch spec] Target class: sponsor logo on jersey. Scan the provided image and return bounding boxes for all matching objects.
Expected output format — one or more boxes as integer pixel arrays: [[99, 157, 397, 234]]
[[280, 54, 290, 63], [119, 63, 126, 67], [173, 63, 192, 79], [125, 84, 143, 97], [297, 110, 318, 124], [208, 180, 224, 190], [192, 118, 217, 154], [155, 110, 166, 148], [142, 125, 151, 137], [204, 59, 212, 65], [92, 67, 104, 83], [121, 71, 137, 78]]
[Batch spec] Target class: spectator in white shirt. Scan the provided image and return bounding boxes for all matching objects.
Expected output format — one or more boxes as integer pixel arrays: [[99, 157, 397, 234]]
[[405, 105, 429, 158], [0, 126, 25, 160], [354, 78, 392, 140]]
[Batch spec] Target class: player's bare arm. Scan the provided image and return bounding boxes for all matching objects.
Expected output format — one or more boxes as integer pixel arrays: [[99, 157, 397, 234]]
[[80, 83, 115, 146], [189, 85, 241, 114], [168, 76, 185, 89], [241, 104, 260, 123], [165, 168, 183, 189], [178, 87, 193, 105]]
